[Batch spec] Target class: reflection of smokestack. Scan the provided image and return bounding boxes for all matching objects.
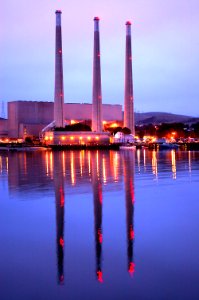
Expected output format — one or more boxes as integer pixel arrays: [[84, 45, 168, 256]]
[[91, 151, 103, 282], [123, 150, 135, 276], [53, 152, 65, 284], [92, 17, 102, 132], [124, 21, 135, 136], [54, 10, 64, 128]]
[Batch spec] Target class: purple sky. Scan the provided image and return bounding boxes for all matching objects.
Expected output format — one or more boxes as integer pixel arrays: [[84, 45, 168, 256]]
[[1, 0, 199, 117]]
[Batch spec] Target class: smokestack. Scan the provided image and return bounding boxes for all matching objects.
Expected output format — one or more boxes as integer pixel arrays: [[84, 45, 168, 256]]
[[54, 10, 64, 128], [124, 21, 135, 136], [92, 17, 102, 132]]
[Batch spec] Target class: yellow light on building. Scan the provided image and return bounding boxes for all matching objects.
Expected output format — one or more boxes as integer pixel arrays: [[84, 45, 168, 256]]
[[70, 136, 74, 140], [45, 136, 49, 141], [87, 136, 91, 140], [110, 123, 118, 128], [79, 136, 83, 140], [95, 136, 99, 140], [49, 137, 53, 141], [61, 136, 66, 140]]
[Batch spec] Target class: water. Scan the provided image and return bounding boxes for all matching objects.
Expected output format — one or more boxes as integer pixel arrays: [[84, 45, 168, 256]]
[[0, 149, 199, 300]]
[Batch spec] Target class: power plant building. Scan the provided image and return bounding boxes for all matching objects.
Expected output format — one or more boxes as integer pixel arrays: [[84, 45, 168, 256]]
[[7, 101, 122, 138]]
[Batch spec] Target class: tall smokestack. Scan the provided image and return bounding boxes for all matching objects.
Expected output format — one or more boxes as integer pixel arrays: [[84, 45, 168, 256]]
[[124, 21, 135, 136], [54, 10, 64, 128], [92, 17, 102, 132]]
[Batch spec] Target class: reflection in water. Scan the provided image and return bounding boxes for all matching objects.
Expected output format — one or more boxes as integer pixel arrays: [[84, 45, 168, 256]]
[[152, 150, 158, 178], [122, 150, 135, 276], [137, 149, 141, 172], [91, 151, 103, 282], [3, 149, 198, 287], [102, 156, 107, 184], [188, 151, 191, 174], [143, 148, 146, 171], [53, 152, 65, 284], [171, 150, 176, 179], [70, 151, 76, 185]]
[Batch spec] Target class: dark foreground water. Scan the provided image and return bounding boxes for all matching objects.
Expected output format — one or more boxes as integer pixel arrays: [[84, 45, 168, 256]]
[[0, 149, 199, 300]]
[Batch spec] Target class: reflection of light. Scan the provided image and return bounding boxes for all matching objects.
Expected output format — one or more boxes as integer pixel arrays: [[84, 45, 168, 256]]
[[102, 157, 107, 183], [59, 187, 64, 207], [129, 226, 135, 240], [97, 270, 103, 283], [70, 151, 75, 185], [171, 150, 176, 179], [6, 157, 8, 173], [96, 151, 99, 178], [98, 229, 103, 243], [130, 180, 135, 204], [143, 149, 146, 170], [50, 151, 53, 179], [23, 153, 27, 175], [113, 152, 119, 182], [59, 237, 64, 247], [88, 151, 91, 175], [62, 151, 66, 176], [79, 151, 83, 176], [0, 157, 2, 173], [188, 151, 191, 173], [152, 150, 158, 177], [128, 262, 135, 276], [45, 152, 49, 176], [137, 149, 140, 172]]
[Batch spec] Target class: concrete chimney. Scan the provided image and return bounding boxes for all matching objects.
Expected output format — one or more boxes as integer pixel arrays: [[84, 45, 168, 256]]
[[54, 10, 64, 128], [92, 17, 102, 132], [124, 21, 135, 136]]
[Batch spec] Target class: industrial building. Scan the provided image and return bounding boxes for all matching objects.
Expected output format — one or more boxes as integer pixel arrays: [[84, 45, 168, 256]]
[[6, 101, 122, 138]]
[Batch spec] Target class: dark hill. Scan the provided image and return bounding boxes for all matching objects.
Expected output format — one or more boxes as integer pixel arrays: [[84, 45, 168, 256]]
[[135, 112, 199, 125]]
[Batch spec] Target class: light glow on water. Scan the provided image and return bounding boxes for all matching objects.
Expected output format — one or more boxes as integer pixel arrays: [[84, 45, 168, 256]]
[[0, 149, 199, 300]]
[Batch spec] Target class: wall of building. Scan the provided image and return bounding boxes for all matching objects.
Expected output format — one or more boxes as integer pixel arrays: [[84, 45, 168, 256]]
[[8, 101, 123, 138], [0, 118, 8, 136], [44, 131, 110, 146]]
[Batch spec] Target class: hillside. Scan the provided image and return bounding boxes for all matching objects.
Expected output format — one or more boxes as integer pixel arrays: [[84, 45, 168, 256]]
[[135, 112, 199, 125]]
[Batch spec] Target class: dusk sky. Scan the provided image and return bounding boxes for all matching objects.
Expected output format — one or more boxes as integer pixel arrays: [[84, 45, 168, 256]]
[[1, 0, 199, 116]]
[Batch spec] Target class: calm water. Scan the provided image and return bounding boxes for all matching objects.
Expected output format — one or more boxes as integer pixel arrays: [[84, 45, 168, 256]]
[[0, 149, 199, 300]]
